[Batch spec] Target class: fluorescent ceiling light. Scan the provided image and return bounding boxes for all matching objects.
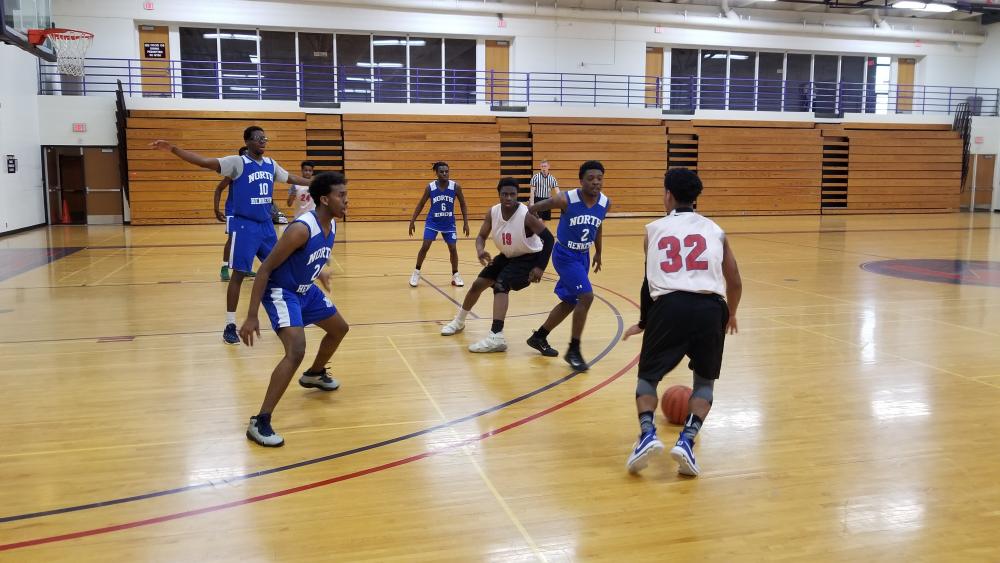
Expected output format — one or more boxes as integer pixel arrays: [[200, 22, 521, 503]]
[[346, 76, 384, 82], [704, 53, 748, 60], [893, 1, 926, 7], [922, 2, 957, 11], [356, 61, 403, 68], [892, 1, 955, 10], [372, 39, 426, 46], [343, 89, 370, 94], [203, 33, 260, 41], [229, 86, 263, 91]]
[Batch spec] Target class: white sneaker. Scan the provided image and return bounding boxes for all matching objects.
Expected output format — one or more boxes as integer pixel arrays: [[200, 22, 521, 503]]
[[451, 272, 464, 287], [409, 269, 420, 287], [246, 414, 284, 447], [469, 332, 507, 353], [441, 317, 466, 336]]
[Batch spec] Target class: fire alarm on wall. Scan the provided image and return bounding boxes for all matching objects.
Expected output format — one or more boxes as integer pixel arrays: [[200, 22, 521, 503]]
[[72, 123, 87, 133]]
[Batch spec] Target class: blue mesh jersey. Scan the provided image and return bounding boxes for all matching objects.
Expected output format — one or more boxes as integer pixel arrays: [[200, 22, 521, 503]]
[[232, 155, 276, 223], [268, 211, 336, 294], [425, 180, 457, 232], [555, 189, 610, 252]]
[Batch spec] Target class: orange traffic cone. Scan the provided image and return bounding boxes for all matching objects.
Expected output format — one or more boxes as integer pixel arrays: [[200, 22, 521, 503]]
[[60, 200, 71, 224]]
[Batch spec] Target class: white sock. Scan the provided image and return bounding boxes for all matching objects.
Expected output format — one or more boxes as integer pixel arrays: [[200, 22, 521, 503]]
[[226, 311, 236, 325], [222, 262, 228, 268], [457, 309, 470, 322]]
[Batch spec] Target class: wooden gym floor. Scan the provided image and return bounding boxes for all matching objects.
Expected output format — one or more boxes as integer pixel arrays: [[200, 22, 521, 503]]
[[1, 213, 999, 561]]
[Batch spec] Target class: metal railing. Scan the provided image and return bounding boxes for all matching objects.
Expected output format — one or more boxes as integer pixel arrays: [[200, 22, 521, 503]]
[[38, 57, 1000, 116]]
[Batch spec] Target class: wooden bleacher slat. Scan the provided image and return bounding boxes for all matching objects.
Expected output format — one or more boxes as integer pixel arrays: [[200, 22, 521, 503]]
[[842, 123, 953, 131], [529, 116, 663, 126], [691, 120, 815, 129], [343, 114, 496, 123], [128, 110, 306, 120]]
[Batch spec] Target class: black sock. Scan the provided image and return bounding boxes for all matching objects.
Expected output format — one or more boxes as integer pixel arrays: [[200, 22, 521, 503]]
[[535, 326, 550, 339], [569, 338, 581, 350], [639, 411, 655, 434], [491, 319, 504, 333], [680, 413, 703, 442]]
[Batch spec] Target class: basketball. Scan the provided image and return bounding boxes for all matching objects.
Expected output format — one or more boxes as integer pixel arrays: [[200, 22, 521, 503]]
[[661, 385, 692, 425]]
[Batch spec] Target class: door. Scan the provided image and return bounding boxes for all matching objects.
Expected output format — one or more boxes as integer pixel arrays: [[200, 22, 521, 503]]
[[645, 46, 663, 107], [896, 58, 915, 113], [963, 154, 996, 209], [485, 40, 510, 103], [138, 25, 171, 97], [58, 153, 87, 225], [84, 147, 124, 223]]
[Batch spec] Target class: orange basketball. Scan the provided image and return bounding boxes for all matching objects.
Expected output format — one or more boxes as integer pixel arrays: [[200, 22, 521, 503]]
[[661, 385, 692, 425]]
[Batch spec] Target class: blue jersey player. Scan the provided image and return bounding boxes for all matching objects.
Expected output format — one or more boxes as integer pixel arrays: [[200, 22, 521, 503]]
[[151, 127, 311, 345], [527, 160, 610, 371], [214, 146, 249, 282], [407, 161, 470, 288], [238, 172, 350, 447]]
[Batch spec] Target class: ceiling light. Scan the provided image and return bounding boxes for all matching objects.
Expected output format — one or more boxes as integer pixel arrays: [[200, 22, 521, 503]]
[[372, 39, 427, 46], [922, 2, 957, 11], [203, 33, 260, 41], [356, 62, 403, 68], [892, 1, 926, 7]]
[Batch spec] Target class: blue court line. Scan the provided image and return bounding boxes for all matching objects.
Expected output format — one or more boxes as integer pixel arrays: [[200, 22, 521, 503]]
[[419, 273, 482, 319], [0, 293, 624, 524], [0, 247, 84, 283]]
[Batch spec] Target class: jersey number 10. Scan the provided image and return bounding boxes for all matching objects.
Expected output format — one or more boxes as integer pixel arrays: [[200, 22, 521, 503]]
[[658, 234, 709, 273]]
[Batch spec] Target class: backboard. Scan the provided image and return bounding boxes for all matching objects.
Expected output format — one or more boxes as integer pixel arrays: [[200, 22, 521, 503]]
[[0, 0, 56, 61]]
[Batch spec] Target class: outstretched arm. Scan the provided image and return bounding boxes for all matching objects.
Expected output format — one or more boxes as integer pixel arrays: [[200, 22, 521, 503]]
[[408, 186, 431, 236], [150, 140, 222, 172], [529, 191, 567, 216]]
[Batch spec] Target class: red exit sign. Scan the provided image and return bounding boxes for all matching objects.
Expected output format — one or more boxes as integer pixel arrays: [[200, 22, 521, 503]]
[[72, 123, 87, 133]]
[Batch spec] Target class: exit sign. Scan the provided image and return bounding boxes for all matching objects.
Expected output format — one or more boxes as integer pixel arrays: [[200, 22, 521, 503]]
[[143, 1, 154, 9], [72, 123, 87, 133]]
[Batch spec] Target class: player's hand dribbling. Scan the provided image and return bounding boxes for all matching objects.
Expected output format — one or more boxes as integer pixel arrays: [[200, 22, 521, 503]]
[[623, 324, 643, 341], [408, 221, 415, 237], [239, 316, 261, 346], [316, 269, 332, 292], [726, 316, 738, 335], [592, 252, 602, 273], [215, 210, 225, 222], [478, 251, 492, 266], [529, 267, 543, 283], [149, 140, 174, 152]]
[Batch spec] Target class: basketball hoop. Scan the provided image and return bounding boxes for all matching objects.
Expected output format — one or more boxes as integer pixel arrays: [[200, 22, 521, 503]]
[[27, 28, 93, 77]]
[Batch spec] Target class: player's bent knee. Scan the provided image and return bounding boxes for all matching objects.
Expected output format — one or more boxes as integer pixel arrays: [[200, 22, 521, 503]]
[[635, 378, 658, 398], [577, 292, 594, 306], [691, 374, 715, 404], [492, 281, 511, 294]]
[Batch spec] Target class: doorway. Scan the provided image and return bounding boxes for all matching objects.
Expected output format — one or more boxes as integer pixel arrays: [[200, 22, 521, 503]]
[[44, 146, 124, 225]]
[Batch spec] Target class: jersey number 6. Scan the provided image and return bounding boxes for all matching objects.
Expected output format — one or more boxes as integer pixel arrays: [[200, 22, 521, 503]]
[[658, 234, 709, 273]]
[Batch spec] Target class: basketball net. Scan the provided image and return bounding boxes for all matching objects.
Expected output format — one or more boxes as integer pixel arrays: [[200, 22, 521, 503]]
[[27, 29, 94, 77]]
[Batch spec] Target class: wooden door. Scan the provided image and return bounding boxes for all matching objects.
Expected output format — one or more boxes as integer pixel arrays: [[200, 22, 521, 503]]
[[485, 40, 510, 103], [896, 58, 915, 113], [84, 147, 123, 223], [138, 25, 171, 97], [963, 154, 996, 208], [645, 47, 664, 107]]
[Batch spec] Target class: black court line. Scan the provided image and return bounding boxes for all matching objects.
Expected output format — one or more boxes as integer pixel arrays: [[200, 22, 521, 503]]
[[0, 292, 624, 524]]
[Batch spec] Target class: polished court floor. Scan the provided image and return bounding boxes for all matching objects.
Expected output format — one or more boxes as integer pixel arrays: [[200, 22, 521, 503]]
[[1, 213, 999, 561]]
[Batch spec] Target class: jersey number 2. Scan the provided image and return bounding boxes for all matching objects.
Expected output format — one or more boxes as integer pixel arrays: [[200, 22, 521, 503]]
[[658, 234, 709, 273]]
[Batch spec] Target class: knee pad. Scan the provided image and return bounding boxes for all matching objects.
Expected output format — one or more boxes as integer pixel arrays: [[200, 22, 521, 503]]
[[492, 281, 511, 294], [636, 378, 657, 398], [691, 373, 715, 404]]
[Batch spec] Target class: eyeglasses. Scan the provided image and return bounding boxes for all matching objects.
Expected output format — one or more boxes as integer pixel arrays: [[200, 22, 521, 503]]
[[250, 136, 268, 143]]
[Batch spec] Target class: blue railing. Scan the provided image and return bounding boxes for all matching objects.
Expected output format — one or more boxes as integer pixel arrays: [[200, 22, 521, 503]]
[[39, 57, 1000, 116]]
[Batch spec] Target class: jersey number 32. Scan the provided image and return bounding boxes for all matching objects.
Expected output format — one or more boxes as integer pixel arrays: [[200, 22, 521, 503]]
[[658, 234, 708, 273]]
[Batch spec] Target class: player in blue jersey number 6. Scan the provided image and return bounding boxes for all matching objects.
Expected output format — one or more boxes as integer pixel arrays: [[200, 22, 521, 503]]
[[238, 172, 350, 447]]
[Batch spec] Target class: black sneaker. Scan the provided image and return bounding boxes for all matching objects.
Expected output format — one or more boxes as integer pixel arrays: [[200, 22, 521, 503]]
[[299, 367, 340, 391], [564, 347, 588, 372], [526, 332, 559, 357], [223, 323, 240, 345]]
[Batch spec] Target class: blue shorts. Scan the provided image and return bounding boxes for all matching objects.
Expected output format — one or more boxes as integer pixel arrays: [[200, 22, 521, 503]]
[[262, 284, 338, 331], [229, 216, 277, 273], [423, 226, 458, 244], [552, 243, 592, 304]]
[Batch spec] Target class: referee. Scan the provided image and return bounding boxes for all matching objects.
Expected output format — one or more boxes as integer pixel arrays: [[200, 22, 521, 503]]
[[529, 160, 559, 221]]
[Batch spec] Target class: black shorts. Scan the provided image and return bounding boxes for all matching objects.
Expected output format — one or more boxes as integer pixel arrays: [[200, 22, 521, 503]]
[[478, 253, 539, 292], [637, 291, 729, 382], [534, 197, 551, 221]]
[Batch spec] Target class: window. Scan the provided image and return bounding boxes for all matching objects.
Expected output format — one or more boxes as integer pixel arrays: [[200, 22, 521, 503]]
[[784, 53, 812, 112], [410, 37, 443, 103], [336, 34, 371, 102], [813, 54, 838, 113], [840, 56, 865, 113], [259, 30, 296, 101], [758, 52, 784, 111], [669, 48, 698, 111], [372, 35, 407, 103], [179, 27, 218, 99], [729, 51, 756, 110], [219, 29, 260, 100], [299, 32, 334, 103], [445, 38, 476, 104], [699, 49, 726, 110]]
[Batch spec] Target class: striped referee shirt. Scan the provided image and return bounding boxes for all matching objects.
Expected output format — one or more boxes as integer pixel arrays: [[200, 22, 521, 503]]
[[530, 172, 559, 199]]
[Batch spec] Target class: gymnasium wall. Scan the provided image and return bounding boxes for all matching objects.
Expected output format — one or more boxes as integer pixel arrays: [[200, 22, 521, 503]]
[[50, 0, 987, 87], [124, 110, 963, 224], [0, 43, 45, 235]]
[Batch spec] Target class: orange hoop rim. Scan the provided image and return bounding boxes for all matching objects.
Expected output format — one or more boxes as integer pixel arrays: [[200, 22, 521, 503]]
[[27, 28, 94, 47]]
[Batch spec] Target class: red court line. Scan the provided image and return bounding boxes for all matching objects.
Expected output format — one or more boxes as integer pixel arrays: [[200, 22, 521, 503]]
[[1, 284, 643, 552]]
